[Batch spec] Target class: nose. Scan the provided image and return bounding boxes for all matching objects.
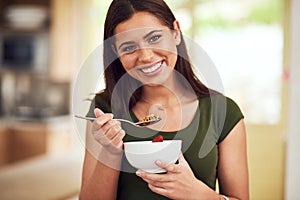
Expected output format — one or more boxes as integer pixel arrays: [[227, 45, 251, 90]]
[[137, 47, 154, 63]]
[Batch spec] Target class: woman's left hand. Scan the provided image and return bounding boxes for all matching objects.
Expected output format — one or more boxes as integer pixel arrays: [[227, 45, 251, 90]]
[[136, 154, 202, 200]]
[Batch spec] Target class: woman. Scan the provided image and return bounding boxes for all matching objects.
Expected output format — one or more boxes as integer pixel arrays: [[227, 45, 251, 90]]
[[79, 0, 249, 199]]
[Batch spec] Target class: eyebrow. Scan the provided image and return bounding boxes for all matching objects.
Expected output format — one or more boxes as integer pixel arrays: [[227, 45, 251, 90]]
[[118, 29, 163, 50]]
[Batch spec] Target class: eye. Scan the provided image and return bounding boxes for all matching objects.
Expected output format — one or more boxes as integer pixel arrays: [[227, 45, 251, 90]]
[[149, 35, 161, 43], [121, 45, 137, 54]]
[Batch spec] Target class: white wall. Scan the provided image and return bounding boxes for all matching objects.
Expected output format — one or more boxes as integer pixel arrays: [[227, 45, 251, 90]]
[[285, 0, 300, 199]]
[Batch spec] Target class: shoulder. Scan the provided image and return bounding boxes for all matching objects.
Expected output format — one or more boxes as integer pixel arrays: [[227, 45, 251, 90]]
[[200, 93, 243, 115], [199, 93, 244, 143]]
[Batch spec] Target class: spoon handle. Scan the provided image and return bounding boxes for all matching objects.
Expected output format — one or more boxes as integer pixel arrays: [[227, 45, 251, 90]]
[[74, 115, 137, 126]]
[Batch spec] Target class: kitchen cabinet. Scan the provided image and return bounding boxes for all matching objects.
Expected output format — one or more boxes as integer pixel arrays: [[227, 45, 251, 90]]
[[0, 121, 47, 166], [7, 124, 47, 162], [0, 126, 8, 165], [0, 116, 73, 167]]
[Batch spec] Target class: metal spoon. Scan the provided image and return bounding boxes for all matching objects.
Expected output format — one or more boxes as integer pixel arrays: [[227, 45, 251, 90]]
[[74, 114, 161, 127]]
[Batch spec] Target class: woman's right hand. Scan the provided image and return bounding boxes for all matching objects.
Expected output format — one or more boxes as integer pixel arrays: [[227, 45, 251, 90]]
[[92, 108, 125, 155]]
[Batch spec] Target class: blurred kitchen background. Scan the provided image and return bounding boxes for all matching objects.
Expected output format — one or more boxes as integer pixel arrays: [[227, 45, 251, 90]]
[[0, 0, 299, 199]]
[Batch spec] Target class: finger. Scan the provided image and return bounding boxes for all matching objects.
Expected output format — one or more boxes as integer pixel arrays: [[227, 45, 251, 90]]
[[110, 129, 126, 147], [136, 171, 173, 182], [93, 113, 114, 131], [94, 125, 123, 144], [102, 120, 121, 137], [93, 131, 110, 146], [155, 160, 181, 173], [94, 120, 124, 146], [94, 108, 104, 117], [106, 129, 125, 154], [93, 128, 125, 154], [141, 176, 176, 190], [178, 153, 188, 165]]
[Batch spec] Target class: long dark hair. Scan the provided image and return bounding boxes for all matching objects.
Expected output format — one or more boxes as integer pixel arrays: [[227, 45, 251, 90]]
[[100, 0, 213, 117]]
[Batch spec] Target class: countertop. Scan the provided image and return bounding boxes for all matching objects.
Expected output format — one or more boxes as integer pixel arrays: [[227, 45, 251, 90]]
[[0, 115, 72, 129], [0, 148, 84, 200]]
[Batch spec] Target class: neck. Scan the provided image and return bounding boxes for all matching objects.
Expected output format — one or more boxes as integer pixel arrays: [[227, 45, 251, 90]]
[[141, 84, 186, 108]]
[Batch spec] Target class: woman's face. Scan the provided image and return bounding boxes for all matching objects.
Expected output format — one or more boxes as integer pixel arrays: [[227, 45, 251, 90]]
[[113, 12, 181, 85]]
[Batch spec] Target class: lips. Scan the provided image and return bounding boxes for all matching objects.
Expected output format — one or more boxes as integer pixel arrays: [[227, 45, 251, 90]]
[[139, 61, 163, 75]]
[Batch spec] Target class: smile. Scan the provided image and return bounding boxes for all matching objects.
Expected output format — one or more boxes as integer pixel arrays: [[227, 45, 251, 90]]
[[140, 61, 163, 74]]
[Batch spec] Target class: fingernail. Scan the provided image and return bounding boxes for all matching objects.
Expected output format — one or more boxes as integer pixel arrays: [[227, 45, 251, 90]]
[[94, 108, 104, 116], [136, 171, 142, 176], [155, 160, 162, 165]]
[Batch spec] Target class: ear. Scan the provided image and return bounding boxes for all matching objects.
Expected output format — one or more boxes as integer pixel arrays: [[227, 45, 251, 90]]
[[173, 20, 181, 45]]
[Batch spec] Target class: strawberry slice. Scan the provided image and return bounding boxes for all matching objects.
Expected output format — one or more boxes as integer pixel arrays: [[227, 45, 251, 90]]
[[152, 135, 163, 142]]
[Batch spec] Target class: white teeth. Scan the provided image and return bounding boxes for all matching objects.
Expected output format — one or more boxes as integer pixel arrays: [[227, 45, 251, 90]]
[[141, 63, 161, 74]]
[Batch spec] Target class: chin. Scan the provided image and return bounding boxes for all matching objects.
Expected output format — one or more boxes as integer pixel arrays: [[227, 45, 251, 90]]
[[141, 76, 172, 87]]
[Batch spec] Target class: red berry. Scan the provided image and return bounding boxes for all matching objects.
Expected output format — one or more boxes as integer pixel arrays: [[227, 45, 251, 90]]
[[152, 135, 163, 142]]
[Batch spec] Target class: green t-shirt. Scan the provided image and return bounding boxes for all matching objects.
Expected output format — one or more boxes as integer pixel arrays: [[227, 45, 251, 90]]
[[86, 92, 244, 200]]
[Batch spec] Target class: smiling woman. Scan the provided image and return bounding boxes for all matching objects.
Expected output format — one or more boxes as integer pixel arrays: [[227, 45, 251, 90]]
[[78, 0, 249, 200]]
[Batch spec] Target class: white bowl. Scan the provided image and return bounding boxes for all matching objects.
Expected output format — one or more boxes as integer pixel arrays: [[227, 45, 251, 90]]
[[124, 140, 182, 173]]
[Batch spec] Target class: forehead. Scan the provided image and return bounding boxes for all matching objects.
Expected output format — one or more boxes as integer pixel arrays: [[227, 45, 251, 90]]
[[114, 11, 167, 35]]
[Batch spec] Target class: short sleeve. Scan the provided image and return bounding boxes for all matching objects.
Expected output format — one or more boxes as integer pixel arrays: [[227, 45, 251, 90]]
[[86, 98, 96, 117], [217, 97, 244, 143], [85, 91, 112, 117]]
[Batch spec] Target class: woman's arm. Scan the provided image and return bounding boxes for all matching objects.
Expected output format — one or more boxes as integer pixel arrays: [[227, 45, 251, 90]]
[[79, 109, 125, 200], [218, 119, 249, 200], [79, 147, 122, 200]]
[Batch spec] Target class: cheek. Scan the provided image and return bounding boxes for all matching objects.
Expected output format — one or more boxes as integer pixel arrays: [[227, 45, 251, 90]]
[[160, 37, 178, 53], [119, 56, 135, 71], [169, 51, 178, 63], [119, 56, 140, 80], [161, 50, 178, 67], [158, 41, 178, 66]]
